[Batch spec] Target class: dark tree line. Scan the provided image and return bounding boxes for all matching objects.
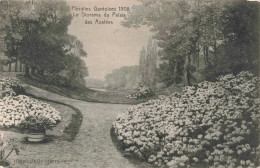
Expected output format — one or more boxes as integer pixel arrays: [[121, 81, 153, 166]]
[[123, 0, 259, 86], [0, 0, 88, 86], [105, 66, 140, 91]]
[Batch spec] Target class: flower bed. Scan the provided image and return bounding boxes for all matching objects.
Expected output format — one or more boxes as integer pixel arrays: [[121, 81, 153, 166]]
[[0, 78, 25, 98], [126, 85, 154, 99], [0, 95, 61, 127], [113, 71, 260, 168]]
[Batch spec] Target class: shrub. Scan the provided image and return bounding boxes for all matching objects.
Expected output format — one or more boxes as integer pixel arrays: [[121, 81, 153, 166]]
[[126, 85, 154, 99], [114, 71, 260, 168], [18, 115, 54, 133], [0, 78, 25, 98], [0, 95, 61, 127]]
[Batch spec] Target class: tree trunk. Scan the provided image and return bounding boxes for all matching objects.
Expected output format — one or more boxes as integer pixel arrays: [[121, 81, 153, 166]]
[[8, 62, 11, 72], [197, 45, 200, 68], [173, 59, 178, 86], [184, 54, 191, 86], [24, 64, 30, 77], [14, 60, 18, 72], [206, 46, 209, 64], [19, 61, 23, 72], [214, 41, 218, 65], [31, 66, 36, 76], [197, 53, 200, 68]]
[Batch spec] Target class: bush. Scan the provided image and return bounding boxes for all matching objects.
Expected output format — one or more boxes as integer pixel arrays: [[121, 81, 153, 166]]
[[113, 71, 260, 168], [0, 95, 61, 127], [0, 78, 25, 98], [46, 74, 70, 87], [18, 115, 54, 133], [126, 85, 154, 99]]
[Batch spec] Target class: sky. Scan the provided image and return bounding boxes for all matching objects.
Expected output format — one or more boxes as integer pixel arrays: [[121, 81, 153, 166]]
[[66, 0, 151, 79]]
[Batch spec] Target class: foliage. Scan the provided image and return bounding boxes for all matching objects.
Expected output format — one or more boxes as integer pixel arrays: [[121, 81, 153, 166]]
[[18, 115, 54, 133], [3, 0, 71, 72], [105, 66, 140, 91], [0, 95, 61, 127], [126, 85, 154, 99], [139, 37, 158, 91], [0, 78, 25, 97], [123, 0, 260, 86], [61, 56, 88, 87], [2, 0, 89, 86], [114, 71, 260, 168], [45, 73, 70, 87]]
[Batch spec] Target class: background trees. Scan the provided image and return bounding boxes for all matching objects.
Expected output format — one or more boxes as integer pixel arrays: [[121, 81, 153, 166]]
[[105, 66, 140, 91], [123, 0, 259, 87], [139, 37, 158, 91], [2, 0, 89, 87]]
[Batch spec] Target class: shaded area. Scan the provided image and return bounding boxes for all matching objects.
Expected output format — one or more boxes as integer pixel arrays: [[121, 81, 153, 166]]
[[110, 127, 155, 168]]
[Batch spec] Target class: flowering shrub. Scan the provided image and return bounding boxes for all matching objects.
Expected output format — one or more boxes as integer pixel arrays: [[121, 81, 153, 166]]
[[114, 71, 260, 168], [46, 74, 69, 87], [18, 115, 54, 133], [126, 85, 154, 99], [0, 78, 25, 98], [0, 95, 61, 127]]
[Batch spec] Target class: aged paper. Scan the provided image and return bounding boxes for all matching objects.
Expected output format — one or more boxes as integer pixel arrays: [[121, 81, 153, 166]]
[[0, 0, 259, 168]]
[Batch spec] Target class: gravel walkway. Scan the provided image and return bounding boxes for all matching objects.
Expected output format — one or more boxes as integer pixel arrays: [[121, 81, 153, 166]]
[[6, 86, 151, 168]]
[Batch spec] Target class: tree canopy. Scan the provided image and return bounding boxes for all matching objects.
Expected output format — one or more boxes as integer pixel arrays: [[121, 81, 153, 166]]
[[105, 66, 140, 91], [2, 0, 89, 86], [123, 0, 259, 86]]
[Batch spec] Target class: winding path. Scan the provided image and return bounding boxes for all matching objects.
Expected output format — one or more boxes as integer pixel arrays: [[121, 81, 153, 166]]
[[7, 86, 151, 168]]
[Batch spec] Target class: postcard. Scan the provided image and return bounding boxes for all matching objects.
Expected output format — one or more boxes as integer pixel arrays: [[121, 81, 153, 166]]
[[0, 0, 259, 167]]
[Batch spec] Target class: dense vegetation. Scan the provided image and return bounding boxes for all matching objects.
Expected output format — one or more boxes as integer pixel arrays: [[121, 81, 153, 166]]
[[0, 78, 61, 127], [123, 0, 259, 86], [0, 0, 88, 87], [114, 71, 260, 168], [105, 66, 140, 91], [139, 37, 158, 91]]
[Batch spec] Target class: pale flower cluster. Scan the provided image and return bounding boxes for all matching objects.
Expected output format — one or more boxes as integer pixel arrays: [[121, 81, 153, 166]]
[[113, 71, 260, 168], [0, 78, 22, 97], [0, 95, 61, 127], [126, 85, 154, 99]]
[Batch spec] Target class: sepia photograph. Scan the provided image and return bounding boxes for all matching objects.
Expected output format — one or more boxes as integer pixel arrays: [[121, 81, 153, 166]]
[[0, 0, 259, 167]]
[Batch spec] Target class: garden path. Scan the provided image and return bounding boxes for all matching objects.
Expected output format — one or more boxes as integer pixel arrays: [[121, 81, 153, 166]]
[[7, 85, 151, 168]]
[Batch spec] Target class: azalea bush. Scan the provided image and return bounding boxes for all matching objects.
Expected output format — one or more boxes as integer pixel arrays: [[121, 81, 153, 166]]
[[126, 85, 154, 99], [0, 78, 25, 98], [0, 95, 61, 127], [113, 71, 260, 168]]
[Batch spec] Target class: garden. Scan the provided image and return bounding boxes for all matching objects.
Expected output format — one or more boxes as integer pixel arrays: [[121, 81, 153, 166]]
[[0, 77, 64, 167], [113, 71, 260, 168]]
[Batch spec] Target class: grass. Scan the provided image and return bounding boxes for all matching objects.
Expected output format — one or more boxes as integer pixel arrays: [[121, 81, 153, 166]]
[[16, 74, 160, 105]]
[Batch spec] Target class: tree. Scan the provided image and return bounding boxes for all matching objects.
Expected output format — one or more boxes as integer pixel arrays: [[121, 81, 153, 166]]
[[138, 37, 158, 90], [123, 0, 259, 86], [105, 66, 140, 91], [2, 0, 89, 86], [61, 34, 88, 86], [3, 0, 72, 76], [139, 47, 146, 84], [222, 1, 259, 74]]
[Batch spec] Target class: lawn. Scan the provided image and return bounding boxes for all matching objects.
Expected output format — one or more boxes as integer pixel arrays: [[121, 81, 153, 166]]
[[16, 74, 160, 105]]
